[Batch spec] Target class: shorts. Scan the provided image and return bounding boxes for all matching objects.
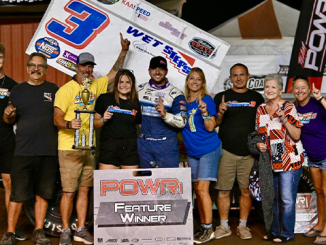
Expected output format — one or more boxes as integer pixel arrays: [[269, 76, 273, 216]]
[[59, 150, 95, 192], [188, 144, 222, 182], [99, 138, 139, 167], [10, 156, 59, 202], [308, 158, 326, 171], [0, 142, 15, 174], [137, 135, 179, 168], [215, 149, 254, 190]]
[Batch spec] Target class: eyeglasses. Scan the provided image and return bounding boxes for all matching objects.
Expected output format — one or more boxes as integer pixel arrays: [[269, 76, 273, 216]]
[[28, 63, 46, 70]]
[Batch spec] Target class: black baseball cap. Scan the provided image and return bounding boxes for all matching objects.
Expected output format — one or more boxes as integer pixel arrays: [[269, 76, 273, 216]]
[[149, 56, 168, 70]]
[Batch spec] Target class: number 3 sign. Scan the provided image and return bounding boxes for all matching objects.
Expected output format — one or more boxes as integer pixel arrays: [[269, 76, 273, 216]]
[[46, 0, 110, 49]]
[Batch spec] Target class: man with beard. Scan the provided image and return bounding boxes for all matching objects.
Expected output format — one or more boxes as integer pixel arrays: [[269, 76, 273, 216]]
[[54, 33, 130, 245], [137, 56, 187, 169], [1, 52, 59, 245]]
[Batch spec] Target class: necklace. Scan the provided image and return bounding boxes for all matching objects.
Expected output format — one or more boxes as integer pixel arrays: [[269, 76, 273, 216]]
[[0, 75, 5, 88]]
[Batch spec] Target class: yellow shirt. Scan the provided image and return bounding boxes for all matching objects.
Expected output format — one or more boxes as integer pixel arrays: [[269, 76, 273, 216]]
[[54, 76, 108, 150]]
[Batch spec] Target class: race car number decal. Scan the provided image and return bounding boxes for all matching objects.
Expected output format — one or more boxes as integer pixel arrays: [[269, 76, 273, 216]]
[[46, 0, 110, 49]]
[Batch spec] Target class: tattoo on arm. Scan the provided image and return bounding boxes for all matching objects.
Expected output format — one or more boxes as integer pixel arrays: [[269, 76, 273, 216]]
[[112, 55, 126, 71]]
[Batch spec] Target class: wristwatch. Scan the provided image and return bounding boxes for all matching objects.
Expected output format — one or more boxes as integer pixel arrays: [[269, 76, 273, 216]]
[[66, 121, 71, 129]]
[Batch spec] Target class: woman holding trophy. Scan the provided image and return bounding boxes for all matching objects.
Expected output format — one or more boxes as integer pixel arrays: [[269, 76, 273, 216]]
[[94, 69, 141, 171]]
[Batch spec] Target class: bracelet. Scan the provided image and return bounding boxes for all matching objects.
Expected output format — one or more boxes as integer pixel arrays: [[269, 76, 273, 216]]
[[202, 112, 211, 120], [66, 121, 70, 129], [101, 118, 105, 124], [318, 97, 324, 102]]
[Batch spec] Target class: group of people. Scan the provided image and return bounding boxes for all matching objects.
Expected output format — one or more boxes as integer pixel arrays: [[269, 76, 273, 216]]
[[0, 32, 325, 245]]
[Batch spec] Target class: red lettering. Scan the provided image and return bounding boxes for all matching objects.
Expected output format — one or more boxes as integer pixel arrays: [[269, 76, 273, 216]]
[[120, 180, 138, 195], [161, 179, 179, 194], [138, 179, 160, 194], [100, 180, 118, 196]]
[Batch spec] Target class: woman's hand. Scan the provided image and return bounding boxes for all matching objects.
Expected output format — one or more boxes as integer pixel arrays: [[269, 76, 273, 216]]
[[256, 142, 267, 152], [103, 106, 113, 122], [198, 95, 208, 115], [276, 104, 287, 124], [312, 83, 323, 101]]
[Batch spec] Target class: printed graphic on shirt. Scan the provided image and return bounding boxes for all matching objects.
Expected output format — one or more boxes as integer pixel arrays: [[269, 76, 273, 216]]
[[44, 92, 53, 102], [298, 112, 317, 124], [74, 93, 95, 105], [227, 101, 256, 107], [109, 106, 137, 116], [188, 108, 197, 132], [141, 105, 161, 117], [0, 88, 9, 99]]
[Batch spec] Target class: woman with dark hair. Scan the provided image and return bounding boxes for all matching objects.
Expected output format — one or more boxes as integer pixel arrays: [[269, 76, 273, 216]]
[[292, 76, 326, 244], [94, 69, 141, 171], [256, 74, 304, 243], [181, 67, 222, 244]]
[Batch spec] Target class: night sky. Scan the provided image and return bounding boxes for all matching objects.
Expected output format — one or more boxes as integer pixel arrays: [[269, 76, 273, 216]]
[[181, 0, 303, 31]]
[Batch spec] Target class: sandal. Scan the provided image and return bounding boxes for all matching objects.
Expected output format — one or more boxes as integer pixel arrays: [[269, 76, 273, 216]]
[[273, 236, 294, 244], [314, 235, 326, 244], [263, 234, 276, 241], [305, 228, 322, 238]]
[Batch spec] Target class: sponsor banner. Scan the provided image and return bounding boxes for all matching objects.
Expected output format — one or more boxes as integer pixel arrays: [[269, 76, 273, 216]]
[[286, 0, 326, 92], [295, 193, 318, 233], [26, 0, 229, 92], [94, 168, 193, 245]]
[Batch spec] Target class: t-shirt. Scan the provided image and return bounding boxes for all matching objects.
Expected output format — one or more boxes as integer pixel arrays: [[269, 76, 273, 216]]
[[0, 75, 17, 145], [214, 89, 264, 156], [296, 97, 326, 161], [54, 76, 109, 150], [95, 93, 141, 140], [256, 101, 304, 172], [10, 81, 59, 156], [181, 95, 221, 158]]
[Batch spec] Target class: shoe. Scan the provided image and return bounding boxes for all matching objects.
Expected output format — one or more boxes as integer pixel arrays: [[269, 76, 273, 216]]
[[0, 232, 16, 245], [273, 236, 294, 244], [59, 230, 72, 245], [194, 226, 205, 240], [194, 227, 214, 244], [32, 229, 50, 245], [15, 227, 29, 241], [237, 226, 252, 240], [305, 228, 322, 238], [214, 225, 231, 239], [314, 235, 326, 245], [73, 228, 93, 245]]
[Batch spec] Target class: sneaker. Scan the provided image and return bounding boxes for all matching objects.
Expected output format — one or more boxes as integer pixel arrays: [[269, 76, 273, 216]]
[[214, 225, 232, 239], [194, 227, 214, 244], [32, 229, 50, 245], [59, 230, 72, 245], [15, 228, 29, 241], [237, 226, 252, 240], [194, 226, 205, 240], [0, 232, 16, 245], [73, 228, 93, 245]]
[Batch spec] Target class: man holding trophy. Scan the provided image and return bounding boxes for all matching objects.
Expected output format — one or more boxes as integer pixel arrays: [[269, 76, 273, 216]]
[[53, 33, 130, 245]]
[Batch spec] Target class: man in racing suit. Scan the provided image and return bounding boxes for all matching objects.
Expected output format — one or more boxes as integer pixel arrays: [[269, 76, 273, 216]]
[[137, 56, 186, 168]]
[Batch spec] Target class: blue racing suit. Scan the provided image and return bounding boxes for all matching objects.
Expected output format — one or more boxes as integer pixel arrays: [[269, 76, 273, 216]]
[[137, 80, 186, 168]]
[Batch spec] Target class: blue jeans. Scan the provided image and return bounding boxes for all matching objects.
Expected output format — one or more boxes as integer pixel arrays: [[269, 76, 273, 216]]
[[187, 144, 222, 182], [272, 168, 302, 238]]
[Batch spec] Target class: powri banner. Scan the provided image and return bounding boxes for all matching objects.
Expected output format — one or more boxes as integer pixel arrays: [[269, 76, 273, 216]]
[[26, 0, 230, 92]]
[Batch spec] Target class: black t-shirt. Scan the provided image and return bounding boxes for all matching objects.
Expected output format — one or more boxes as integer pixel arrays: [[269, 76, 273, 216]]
[[214, 89, 264, 156], [95, 93, 141, 141], [10, 81, 59, 156], [0, 75, 17, 145]]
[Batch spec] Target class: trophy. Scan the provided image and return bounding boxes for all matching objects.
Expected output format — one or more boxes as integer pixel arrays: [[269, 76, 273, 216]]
[[72, 77, 95, 150]]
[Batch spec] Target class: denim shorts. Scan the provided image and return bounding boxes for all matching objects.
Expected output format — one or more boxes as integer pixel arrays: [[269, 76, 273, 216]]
[[187, 144, 222, 182], [308, 158, 326, 171]]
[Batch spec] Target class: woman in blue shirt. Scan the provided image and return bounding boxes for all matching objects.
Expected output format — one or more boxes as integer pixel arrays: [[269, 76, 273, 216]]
[[182, 67, 222, 244]]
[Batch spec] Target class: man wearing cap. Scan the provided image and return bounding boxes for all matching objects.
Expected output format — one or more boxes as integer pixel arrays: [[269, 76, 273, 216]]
[[137, 56, 187, 169], [54, 34, 130, 245]]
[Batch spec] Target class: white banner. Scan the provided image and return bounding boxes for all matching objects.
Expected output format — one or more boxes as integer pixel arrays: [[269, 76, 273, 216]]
[[26, 0, 230, 92], [94, 168, 193, 245]]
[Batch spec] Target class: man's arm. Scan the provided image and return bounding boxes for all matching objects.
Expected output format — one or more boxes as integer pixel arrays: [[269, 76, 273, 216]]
[[106, 33, 130, 87], [54, 107, 81, 130], [3, 102, 16, 124]]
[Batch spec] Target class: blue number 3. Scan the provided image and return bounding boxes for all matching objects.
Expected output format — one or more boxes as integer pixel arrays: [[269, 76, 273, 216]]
[[46, 0, 110, 49]]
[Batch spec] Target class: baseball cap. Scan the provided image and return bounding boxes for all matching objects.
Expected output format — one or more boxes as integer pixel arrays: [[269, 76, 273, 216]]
[[77, 52, 97, 65], [149, 56, 168, 70]]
